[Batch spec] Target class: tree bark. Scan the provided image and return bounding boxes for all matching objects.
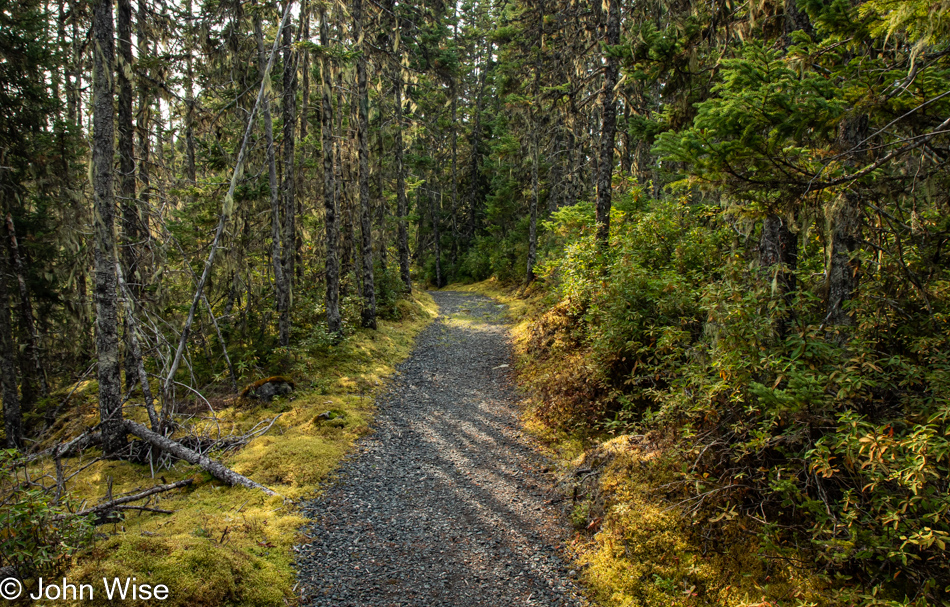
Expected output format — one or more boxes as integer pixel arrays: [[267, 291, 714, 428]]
[[394, 70, 411, 293], [354, 0, 377, 329], [595, 0, 620, 247], [136, 0, 150, 239], [281, 5, 297, 345], [117, 0, 139, 394], [184, 0, 196, 184], [826, 113, 868, 329], [320, 9, 342, 335], [526, 128, 539, 284], [92, 0, 127, 456], [759, 213, 798, 338], [430, 189, 443, 288]]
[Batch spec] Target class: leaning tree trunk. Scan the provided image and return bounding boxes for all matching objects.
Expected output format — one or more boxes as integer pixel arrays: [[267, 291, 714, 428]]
[[281, 7, 297, 345], [595, 0, 620, 247], [320, 9, 342, 335], [354, 0, 377, 329], [162, 0, 293, 411], [124, 420, 277, 495], [92, 0, 127, 456]]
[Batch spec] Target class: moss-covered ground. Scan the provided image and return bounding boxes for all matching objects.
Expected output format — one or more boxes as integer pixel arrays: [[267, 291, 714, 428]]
[[21, 291, 437, 607]]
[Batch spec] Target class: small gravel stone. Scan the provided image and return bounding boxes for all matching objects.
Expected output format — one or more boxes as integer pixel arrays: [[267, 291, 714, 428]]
[[294, 291, 588, 606]]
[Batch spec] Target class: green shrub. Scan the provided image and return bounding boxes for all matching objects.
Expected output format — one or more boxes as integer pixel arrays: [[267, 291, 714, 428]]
[[0, 450, 95, 578]]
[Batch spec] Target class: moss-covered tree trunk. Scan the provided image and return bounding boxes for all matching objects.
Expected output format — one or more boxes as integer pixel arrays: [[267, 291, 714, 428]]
[[92, 0, 127, 456], [321, 9, 342, 335], [354, 0, 377, 329], [281, 6, 297, 345]]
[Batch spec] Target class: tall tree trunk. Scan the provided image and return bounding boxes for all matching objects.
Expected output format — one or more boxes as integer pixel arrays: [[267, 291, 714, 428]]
[[450, 79, 459, 273], [255, 6, 290, 348], [526, 129, 539, 284], [136, 0, 150, 237], [92, 0, 127, 456], [320, 9, 342, 335], [756, 0, 812, 340], [375, 91, 388, 271], [297, 0, 310, 284], [826, 113, 867, 330], [117, 0, 139, 393], [354, 0, 377, 329], [66, 0, 79, 128], [336, 68, 353, 291], [5, 216, 48, 403], [0, 263, 22, 449], [595, 0, 620, 247], [430, 190, 443, 288], [184, 0, 196, 184], [620, 100, 631, 177], [759, 213, 798, 339], [280, 3, 297, 346], [468, 39, 492, 242], [394, 69, 411, 293]]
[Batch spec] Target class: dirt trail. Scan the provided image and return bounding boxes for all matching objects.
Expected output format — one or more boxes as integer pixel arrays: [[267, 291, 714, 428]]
[[295, 291, 587, 607]]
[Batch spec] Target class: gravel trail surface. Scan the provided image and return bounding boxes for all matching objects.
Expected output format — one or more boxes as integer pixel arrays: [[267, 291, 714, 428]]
[[295, 291, 587, 607]]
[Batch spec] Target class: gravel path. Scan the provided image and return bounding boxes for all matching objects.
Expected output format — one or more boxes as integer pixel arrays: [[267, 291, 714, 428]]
[[295, 291, 588, 607]]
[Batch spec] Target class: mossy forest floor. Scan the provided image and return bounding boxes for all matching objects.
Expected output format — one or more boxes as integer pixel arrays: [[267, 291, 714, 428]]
[[20, 291, 438, 606]]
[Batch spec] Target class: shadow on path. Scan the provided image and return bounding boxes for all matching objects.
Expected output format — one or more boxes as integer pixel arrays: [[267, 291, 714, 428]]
[[295, 291, 587, 607]]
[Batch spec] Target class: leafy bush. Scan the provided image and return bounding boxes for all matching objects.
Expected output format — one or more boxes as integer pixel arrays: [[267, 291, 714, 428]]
[[0, 450, 95, 578], [522, 194, 950, 603]]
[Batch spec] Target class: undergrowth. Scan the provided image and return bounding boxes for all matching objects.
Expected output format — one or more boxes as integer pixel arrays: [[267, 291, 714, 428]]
[[461, 186, 950, 607]]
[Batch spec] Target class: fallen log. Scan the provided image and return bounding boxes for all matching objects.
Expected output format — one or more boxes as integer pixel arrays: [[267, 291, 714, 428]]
[[124, 420, 278, 496], [51, 478, 193, 521]]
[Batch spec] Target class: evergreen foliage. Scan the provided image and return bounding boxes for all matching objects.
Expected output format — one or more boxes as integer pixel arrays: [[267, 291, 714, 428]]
[[1, 0, 949, 602]]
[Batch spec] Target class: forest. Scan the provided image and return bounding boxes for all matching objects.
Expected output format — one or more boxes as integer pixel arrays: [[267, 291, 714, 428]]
[[1, 0, 949, 604]]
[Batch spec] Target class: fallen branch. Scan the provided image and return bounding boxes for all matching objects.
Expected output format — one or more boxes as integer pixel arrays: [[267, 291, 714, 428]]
[[51, 478, 193, 521], [177, 414, 283, 456], [23, 429, 102, 464], [124, 420, 278, 496]]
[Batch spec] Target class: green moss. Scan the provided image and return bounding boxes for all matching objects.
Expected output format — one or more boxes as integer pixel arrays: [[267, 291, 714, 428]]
[[29, 290, 439, 607]]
